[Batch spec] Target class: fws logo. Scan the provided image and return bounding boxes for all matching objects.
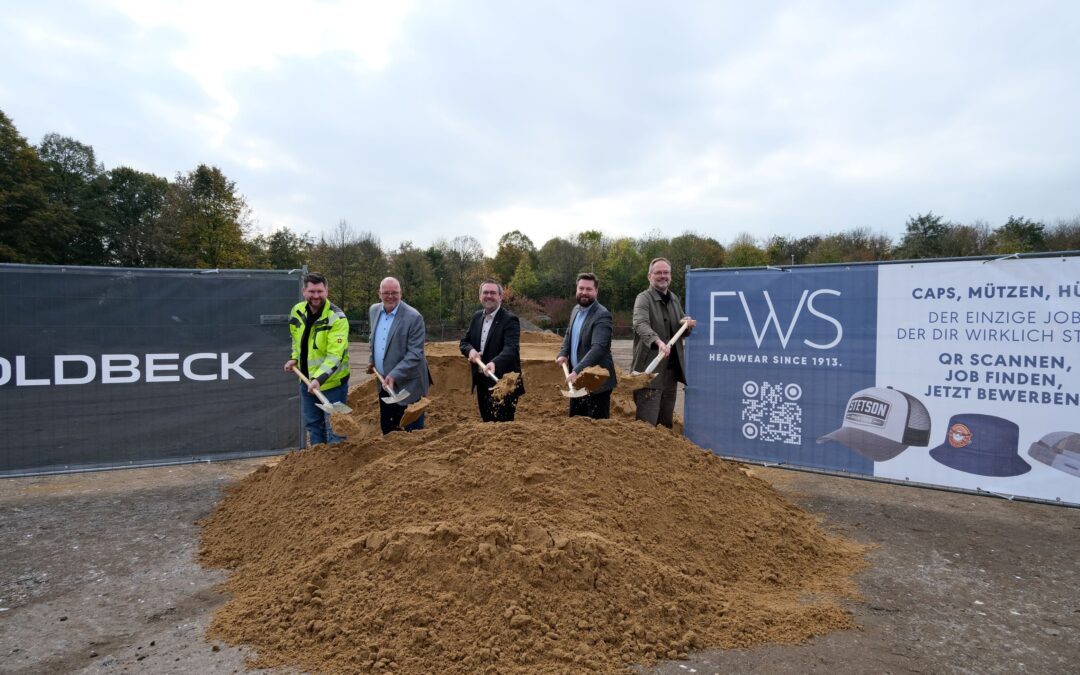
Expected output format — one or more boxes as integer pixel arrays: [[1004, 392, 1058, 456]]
[[709, 289, 843, 349]]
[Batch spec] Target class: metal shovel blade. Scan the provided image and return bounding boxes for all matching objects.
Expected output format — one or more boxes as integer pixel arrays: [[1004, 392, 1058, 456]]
[[381, 388, 410, 405], [316, 400, 353, 415], [561, 386, 588, 398]]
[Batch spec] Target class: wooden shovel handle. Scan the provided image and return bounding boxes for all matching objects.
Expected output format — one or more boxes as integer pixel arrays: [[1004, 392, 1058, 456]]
[[560, 361, 581, 394], [292, 368, 332, 406], [473, 356, 499, 382]]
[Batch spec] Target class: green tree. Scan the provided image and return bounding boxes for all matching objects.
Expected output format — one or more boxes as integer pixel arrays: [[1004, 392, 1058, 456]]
[[598, 237, 645, 312], [0, 110, 56, 262], [991, 215, 1046, 253], [508, 254, 540, 299], [37, 133, 109, 264], [248, 227, 311, 270], [102, 166, 171, 267], [163, 164, 252, 268], [576, 229, 608, 272], [667, 232, 725, 297], [536, 236, 587, 299], [490, 230, 536, 285], [896, 212, 949, 259], [764, 234, 820, 266], [724, 233, 767, 267], [390, 242, 438, 319]]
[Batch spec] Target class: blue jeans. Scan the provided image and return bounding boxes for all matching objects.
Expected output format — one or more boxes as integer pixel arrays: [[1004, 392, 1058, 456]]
[[300, 377, 348, 446]]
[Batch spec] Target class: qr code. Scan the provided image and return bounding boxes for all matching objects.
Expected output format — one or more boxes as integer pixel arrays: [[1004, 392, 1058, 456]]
[[741, 381, 803, 445]]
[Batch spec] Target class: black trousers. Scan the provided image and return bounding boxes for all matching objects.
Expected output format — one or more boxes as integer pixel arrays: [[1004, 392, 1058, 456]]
[[379, 397, 425, 435], [476, 385, 518, 422], [568, 389, 611, 419]]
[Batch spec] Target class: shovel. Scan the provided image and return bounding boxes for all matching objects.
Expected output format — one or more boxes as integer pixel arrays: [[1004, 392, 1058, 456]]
[[559, 362, 588, 398], [371, 367, 411, 405], [399, 396, 430, 429], [472, 356, 500, 385], [642, 321, 691, 375], [292, 369, 353, 415]]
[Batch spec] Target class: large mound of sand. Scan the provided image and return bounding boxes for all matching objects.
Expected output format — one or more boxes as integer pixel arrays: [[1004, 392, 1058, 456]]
[[199, 337, 867, 674]]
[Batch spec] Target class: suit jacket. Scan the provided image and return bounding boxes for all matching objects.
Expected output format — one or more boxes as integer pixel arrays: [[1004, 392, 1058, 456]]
[[631, 287, 690, 387], [458, 306, 526, 396], [368, 300, 431, 405], [558, 300, 617, 393]]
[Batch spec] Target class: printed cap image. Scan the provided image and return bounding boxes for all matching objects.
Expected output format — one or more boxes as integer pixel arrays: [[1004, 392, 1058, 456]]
[[817, 387, 932, 461], [929, 413, 1031, 477], [1027, 431, 1080, 478]]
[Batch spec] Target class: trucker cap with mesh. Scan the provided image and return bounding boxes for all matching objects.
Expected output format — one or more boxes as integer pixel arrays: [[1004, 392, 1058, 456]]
[[817, 386, 932, 461]]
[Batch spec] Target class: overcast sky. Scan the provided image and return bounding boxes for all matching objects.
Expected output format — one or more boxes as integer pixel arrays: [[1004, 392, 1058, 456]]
[[3, 1, 1078, 255]]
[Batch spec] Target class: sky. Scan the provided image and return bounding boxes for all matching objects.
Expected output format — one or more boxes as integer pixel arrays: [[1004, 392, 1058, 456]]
[[3, 0, 1079, 255]]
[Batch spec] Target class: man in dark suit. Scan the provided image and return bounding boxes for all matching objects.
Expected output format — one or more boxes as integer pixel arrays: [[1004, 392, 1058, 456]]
[[459, 279, 525, 422], [368, 277, 432, 434], [556, 272, 617, 419]]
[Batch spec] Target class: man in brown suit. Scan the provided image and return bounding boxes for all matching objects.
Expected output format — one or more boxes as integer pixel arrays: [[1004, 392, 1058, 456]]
[[631, 258, 696, 428]]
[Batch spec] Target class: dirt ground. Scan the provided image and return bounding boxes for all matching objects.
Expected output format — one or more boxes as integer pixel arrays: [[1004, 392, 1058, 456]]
[[2, 340, 1078, 674]]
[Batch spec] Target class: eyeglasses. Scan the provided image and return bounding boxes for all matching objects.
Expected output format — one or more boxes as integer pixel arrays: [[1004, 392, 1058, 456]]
[[380, 291, 400, 296]]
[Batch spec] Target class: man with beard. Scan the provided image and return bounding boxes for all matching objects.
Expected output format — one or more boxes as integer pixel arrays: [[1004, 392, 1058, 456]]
[[459, 279, 525, 422], [556, 272, 617, 419], [631, 257, 696, 428], [284, 272, 351, 446]]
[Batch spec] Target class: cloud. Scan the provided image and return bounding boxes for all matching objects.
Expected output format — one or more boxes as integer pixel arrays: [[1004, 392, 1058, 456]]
[[2, 1, 1078, 255]]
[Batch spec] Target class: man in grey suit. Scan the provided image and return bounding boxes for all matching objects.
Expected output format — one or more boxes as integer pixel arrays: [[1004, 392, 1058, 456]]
[[556, 272, 617, 419], [368, 277, 432, 434]]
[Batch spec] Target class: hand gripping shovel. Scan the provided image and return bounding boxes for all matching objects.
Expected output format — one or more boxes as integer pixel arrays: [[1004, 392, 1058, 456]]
[[293, 369, 353, 415], [641, 321, 691, 375], [372, 367, 411, 405], [472, 356, 500, 385], [559, 362, 588, 398]]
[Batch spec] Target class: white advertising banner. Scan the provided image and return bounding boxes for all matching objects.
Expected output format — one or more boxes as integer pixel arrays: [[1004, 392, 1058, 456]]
[[874, 257, 1079, 502], [685, 255, 1080, 506]]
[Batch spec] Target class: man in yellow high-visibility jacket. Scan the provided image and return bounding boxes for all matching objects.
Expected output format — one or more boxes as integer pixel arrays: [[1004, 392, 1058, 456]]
[[283, 272, 350, 446]]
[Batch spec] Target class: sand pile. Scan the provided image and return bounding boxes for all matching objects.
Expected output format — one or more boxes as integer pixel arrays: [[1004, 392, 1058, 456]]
[[199, 337, 867, 673]]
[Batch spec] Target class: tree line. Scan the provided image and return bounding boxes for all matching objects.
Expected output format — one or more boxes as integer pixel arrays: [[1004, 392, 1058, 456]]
[[3, 108, 1079, 331]]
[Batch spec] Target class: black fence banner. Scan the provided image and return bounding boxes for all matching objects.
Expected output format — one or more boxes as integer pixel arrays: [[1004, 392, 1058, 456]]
[[0, 265, 302, 475]]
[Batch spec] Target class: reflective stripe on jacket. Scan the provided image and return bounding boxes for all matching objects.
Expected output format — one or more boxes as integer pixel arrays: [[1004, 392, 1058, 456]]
[[289, 300, 350, 391]]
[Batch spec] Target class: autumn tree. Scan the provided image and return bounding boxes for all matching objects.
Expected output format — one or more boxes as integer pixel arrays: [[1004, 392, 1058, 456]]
[[1044, 217, 1080, 252], [439, 235, 487, 324], [308, 220, 386, 313]]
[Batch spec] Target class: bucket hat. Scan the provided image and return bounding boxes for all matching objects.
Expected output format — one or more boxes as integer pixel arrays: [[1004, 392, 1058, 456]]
[[929, 413, 1031, 477], [817, 387, 931, 461]]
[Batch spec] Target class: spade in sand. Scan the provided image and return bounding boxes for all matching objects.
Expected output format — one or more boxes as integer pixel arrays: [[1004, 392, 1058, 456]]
[[398, 397, 430, 429], [574, 365, 610, 392]]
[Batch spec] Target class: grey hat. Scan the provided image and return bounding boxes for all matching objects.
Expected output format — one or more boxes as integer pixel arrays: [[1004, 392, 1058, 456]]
[[817, 387, 931, 461], [1027, 432, 1080, 478]]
